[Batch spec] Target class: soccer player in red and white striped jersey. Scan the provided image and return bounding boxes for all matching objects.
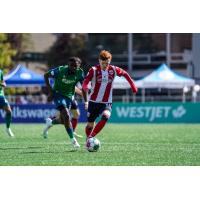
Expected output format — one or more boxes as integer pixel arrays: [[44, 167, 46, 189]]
[[82, 50, 138, 141]]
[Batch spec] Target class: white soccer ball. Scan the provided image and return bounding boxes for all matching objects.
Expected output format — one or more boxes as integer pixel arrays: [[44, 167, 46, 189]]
[[86, 137, 101, 152]]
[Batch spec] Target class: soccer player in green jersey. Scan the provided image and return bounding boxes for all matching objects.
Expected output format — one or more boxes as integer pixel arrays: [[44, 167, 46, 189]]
[[44, 57, 84, 149], [0, 69, 14, 137], [43, 57, 83, 139]]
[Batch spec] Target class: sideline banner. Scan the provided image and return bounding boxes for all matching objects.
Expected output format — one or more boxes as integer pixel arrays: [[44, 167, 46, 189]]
[[110, 102, 200, 123], [0, 104, 87, 123], [0, 103, 199, 123]]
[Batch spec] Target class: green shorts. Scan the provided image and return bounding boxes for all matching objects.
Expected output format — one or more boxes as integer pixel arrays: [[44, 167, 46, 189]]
[[53, 92, 72, 110], [0, 96, 9, 108]]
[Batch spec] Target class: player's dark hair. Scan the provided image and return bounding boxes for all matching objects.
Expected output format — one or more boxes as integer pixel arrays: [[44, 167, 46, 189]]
[[68, 57, 82, 65], [68, 57, 77, 62]]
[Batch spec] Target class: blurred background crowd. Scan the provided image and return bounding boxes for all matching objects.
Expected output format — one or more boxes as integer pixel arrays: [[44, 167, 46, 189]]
[[1, 33, 200, 104]]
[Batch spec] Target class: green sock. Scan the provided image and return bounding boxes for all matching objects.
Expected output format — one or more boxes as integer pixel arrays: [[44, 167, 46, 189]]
[[66, 127, 74, 139], [6, 112, 12, 128]]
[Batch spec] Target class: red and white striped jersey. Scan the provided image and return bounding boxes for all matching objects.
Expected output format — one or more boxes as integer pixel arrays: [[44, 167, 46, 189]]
[[82, 65, 128, 103]]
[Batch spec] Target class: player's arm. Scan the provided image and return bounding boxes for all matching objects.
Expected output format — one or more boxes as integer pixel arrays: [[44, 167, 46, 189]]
[[0, 81, 6, 87], [75, 86, 82, 96], [44, 67, 59, 102], [116, 67, 138, 93], [0, 71, 6, 87], [82, 68, 94, 110], [82, 89, 88, 110], [75, 70, 85, 97]]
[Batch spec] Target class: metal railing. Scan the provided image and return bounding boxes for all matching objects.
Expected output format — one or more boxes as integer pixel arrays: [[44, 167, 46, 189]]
[[91, 52, 191, 66], [5, 94, 199, 105], [112, 95, 198, 103]]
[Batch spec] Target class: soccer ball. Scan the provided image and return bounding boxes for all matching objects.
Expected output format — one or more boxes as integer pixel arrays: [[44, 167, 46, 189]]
[[86, 137, 100, 152]]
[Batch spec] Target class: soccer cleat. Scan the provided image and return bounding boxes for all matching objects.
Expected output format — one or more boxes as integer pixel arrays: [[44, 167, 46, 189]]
[[71, 138, 80, 149], [6, 128, 14, 137], [85, 137, 91, 147], [73, 132, 83, 138], [43, 118, 53, 139]]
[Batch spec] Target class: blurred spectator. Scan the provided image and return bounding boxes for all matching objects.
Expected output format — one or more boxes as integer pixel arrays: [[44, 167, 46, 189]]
[[20, 96, 28, 104], [15, 96, 21, 104], [40, 94, 47, 104], [26, 95, 33, 103]]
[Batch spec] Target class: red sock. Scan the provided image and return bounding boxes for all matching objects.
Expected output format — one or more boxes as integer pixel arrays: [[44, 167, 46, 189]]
[[71, 118, 78, 131], [85, 126, 93, 137], [90, 120, 107, 137]]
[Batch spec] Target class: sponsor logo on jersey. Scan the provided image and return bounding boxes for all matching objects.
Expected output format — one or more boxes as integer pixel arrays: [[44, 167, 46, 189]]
[[108, 70, 114, 75], [62, 78, 75, 84]]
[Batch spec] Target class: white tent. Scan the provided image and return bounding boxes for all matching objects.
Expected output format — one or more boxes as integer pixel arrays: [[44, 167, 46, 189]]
[[136, 63, 195, 89], [135, 63, 195, 102]]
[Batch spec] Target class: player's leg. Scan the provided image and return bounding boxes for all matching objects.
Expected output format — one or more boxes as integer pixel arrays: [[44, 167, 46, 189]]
[[89, 103, 112, 138], [51, 93, 80, 148], [70, 100, 82, 138], [71, 108, 83, 138], [43, 107, 82, 139], [3, 103, 14, 137], [59, 106, 80, 149], [43, 112, 61, 138], [51, 113, 62, 125], [85, 122, 95, 138], [71, 109, 79, 130], [70, 100, 79, 131], [85, 101, 99, 138]]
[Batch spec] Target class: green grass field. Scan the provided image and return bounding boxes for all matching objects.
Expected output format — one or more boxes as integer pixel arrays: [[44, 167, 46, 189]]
[[0, 123, 200, 166]]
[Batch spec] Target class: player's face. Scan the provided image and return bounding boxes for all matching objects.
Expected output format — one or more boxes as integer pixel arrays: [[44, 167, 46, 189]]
[[76, 61, 81, 68], [69, 61, 78, 73], [99, 59, 111, 69]]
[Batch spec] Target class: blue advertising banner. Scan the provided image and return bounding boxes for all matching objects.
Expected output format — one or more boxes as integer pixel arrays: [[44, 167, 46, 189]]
[[1, 102, 200, 123], [0, 104, 87, 123]]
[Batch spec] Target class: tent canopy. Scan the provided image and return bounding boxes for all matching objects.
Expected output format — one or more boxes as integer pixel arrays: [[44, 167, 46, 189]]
[[136, 63, 195, 89], [4, 64, 45, 87]]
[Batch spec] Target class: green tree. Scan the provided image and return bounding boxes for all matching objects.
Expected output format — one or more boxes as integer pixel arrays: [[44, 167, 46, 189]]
[[46, 33, 88, 67], [7, 33, 32, 61], [0, 33, 31, 95], [0, 33, 17, 73]]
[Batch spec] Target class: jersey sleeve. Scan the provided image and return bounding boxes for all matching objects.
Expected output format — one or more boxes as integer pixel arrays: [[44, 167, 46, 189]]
[[82, 67, 94, 91], [114, 66, 137, 93], [78, 70, 85, 84], [122, 71, 138, 93], [115, 66, 125, 77], [47, 67, 60, 78], [0, 71, 3, 81]]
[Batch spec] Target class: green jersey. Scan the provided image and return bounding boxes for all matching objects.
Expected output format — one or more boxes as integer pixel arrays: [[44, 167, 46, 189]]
[[47, 65, 84, 99], [0, 70, 5, 96]]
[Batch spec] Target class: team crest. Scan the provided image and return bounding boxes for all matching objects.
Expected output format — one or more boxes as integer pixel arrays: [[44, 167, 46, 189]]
[[109, 70, 114, 75]]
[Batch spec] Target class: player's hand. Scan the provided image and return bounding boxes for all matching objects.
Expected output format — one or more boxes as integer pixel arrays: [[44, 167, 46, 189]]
[[84, 102, 88, 110], [47, 93, 53, 102]]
